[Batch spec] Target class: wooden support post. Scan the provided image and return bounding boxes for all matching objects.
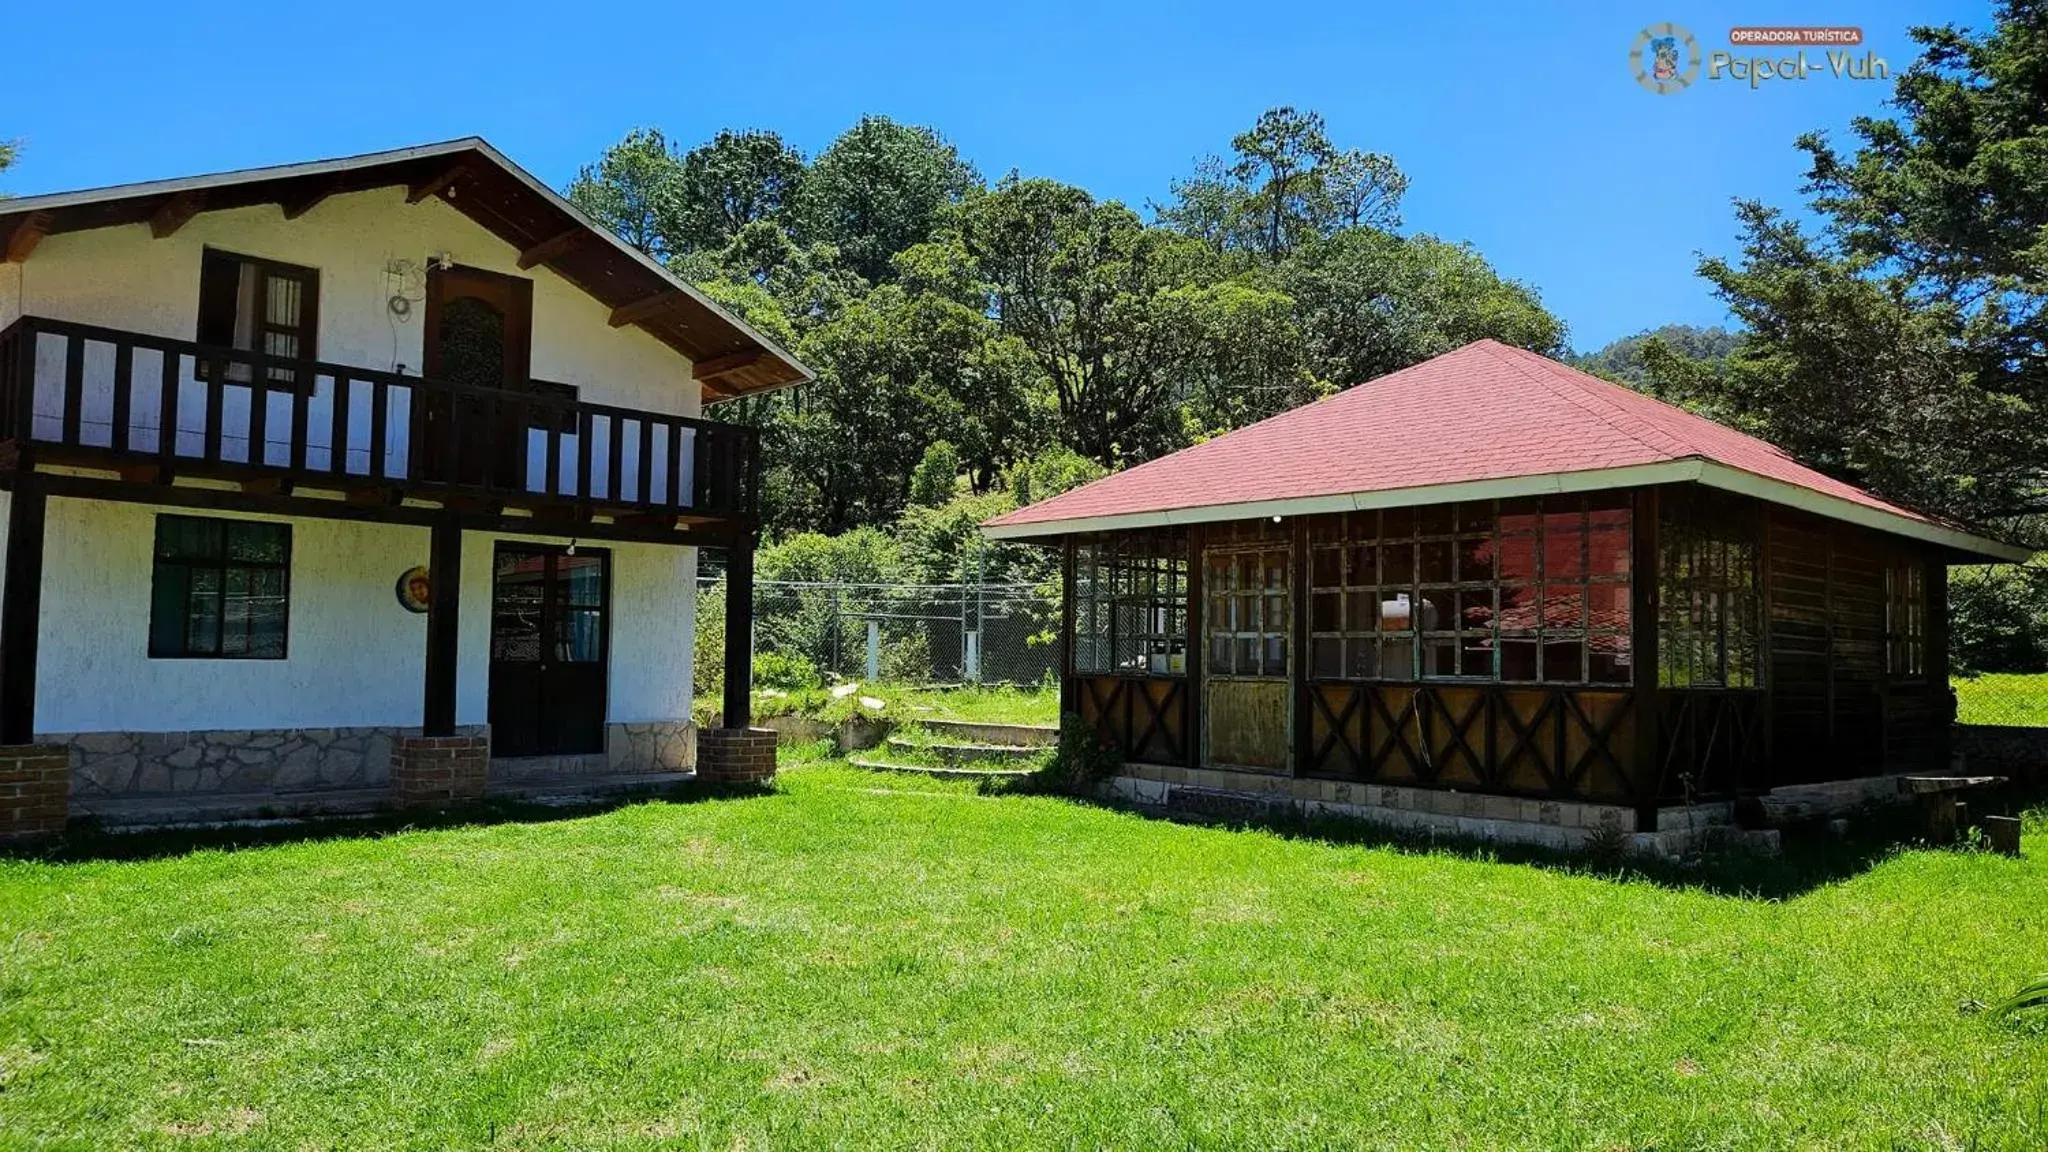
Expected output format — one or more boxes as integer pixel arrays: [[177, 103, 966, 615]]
[[1629, 486, 1661, 831], [1984, 814, 2022, 857], [1290, 516, 1311, 776], [1185, 524, 1205, 771], [1059, 537, 1077, 721], [722, 529, 755, 730], [422, 514, 462, 737], [0, 476, 46, 744]]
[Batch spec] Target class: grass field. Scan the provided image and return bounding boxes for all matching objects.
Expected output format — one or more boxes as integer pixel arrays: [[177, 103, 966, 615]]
[[1955, 672, 2048, 727], [2, 763, 2045, 1149]]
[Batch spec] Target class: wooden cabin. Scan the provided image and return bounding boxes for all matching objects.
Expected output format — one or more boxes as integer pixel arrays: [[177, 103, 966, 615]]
[[984, 340, 2028, 839]]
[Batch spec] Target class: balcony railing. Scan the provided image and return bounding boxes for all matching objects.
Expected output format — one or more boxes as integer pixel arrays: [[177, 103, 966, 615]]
[[0, 316, 757, 522]]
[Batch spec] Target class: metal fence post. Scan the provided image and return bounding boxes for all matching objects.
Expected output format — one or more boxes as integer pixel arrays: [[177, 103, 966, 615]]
[[866, 619, 881, 682]]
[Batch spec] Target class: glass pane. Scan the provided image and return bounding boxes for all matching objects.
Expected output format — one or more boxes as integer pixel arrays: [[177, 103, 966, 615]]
[[1459, 536, 1498, 583], [187, 567, 222, 655], [1588, 525, 1630, 578], [559, 608, 603, 663], [1209, 634, 1230, 670], [1381, 638, 1415, 681], [1382, 507, 1415, 538], [1543, 515, 1586, 578], [1312, 547, 1342, 588], [1421, 638, 1456, 678], [1588, 582, 1631, 632], [1312, 637, 1343, 679], [1347, 545, 1375, 586], [1497, 533, 1537, 583], [1235, 636, 1258, 671], [1541, 639, 1586, 684], [1416, 590, 1453, 634], [1589, 635, 1631, 685], [1458, 590, 1495, 633], [1347, 591, 1379, 633], [1381, 543, 1415, 586], [1542, 586, 1586, 630], [1312, 591, 1341, 632], [1498, 584, 1538, 633], [225, 521, 288, 564], [1459, 632, 1495, 677], [1236, 552, 1259, 591], [1417, 504, 1454, 535], [1264, 635, 1287, 672], [1347, 638, 1381, 678], [150, 564, 191, 655], [156, 516, 223, 563], [440, 295, 508, 391], [1419, 540, 1454, 584], [1264, 593, 1288, 632], [1501, 637, 1538, 681], [1457, 501, 1496, 538]]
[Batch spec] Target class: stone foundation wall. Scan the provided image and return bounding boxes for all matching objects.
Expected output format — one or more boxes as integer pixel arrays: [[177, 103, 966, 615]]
[[390, 733, 490, 809], [1102, 762, 1763, 859], [1955, 725, 2048, 789], [488, 721, 696, 783], [697, 727, 777, 784], [0, 745, 70, 843], [53, 726, 412, 799]]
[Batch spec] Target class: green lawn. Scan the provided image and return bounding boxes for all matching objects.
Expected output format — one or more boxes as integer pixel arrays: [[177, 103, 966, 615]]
[[894, 681, 1059, 726], [2, 765, 2045, 1150], [1955, 672, 2048, 727]]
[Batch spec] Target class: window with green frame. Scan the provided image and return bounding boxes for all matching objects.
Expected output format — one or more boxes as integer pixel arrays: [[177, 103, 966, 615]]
[[149, 515, 291, 659]]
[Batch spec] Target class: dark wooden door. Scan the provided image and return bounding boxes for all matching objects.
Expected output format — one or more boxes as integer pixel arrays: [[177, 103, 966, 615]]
[[419, 264, 533, 488], [1202, 543, 1294, 771], [488, 544, 610, 757]]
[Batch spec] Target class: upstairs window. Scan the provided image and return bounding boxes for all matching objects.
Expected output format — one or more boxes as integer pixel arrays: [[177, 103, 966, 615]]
[[149, 515, 291, 659], [196, 248, 320, 384], [1886, 562, 1927, 680]]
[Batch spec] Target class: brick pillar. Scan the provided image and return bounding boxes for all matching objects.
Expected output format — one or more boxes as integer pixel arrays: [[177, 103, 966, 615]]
[[390, 733, 489, 809], [0, 744, 68, 843], [697, 727, 777, 784]]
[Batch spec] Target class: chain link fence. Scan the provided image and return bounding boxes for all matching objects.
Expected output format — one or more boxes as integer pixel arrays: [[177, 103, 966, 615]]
[[699, 576, 1061, 688]]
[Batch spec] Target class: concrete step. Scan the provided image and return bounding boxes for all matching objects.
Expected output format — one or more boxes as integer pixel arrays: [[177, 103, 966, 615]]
[[848, 755, 1034, 780], [918, 720, 1059, 748], [885, 737, 1046, 766], [485, 770, 692, 802], [74, 787, 389, 830]]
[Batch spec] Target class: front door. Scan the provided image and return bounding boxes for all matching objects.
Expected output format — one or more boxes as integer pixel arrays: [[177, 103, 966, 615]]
[[488, 544, 610, 757], [419, 264, 533, 488], [1203, 543, 1293, 771]]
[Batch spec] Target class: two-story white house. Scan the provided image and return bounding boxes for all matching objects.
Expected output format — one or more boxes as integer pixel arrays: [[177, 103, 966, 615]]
[[0, 139, 804, 837]]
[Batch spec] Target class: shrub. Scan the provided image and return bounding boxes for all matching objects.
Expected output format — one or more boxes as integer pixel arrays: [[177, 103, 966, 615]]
[[880, 629, 934, 684], [1035, 712, 1120, 795], [754, 651, 823, 692]]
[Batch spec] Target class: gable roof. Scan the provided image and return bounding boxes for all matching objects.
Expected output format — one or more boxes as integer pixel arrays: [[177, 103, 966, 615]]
[[985, 339, 2028, 562], [0, 138, 810, 399]]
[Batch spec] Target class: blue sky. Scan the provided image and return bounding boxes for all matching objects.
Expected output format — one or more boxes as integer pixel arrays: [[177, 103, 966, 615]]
[[1, 0, 1990, 351]]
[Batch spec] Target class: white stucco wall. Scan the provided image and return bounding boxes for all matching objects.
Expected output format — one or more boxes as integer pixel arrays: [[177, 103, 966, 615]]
[[6, 493, 696, 735], [0, 186, 701, 417], [0, 189, 706, 501]]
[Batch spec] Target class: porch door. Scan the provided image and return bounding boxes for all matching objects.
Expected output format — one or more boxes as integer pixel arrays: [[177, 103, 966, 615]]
[[419, 264, 533, 488], [488, 544, 610, 757], [1203, 543, 1293, 771]]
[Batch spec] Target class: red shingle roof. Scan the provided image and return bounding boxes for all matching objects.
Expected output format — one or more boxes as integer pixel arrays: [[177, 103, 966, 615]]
[[986, 340, 2020, 559]]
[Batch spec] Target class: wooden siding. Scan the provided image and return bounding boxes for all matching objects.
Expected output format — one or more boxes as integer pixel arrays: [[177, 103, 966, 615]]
[[1076, 675, 1188, 765]]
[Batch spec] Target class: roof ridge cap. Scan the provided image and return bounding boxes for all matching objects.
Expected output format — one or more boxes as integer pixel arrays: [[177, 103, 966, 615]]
[[1478, 343, 1697, 460]]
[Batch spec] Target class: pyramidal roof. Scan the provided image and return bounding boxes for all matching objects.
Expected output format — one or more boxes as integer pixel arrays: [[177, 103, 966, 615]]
[[984, 340, 2025, 561]]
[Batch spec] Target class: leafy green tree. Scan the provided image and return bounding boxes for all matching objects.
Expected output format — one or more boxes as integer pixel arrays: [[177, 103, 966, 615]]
[[802, 116, 979, 284], [1283, 228, 1566, 388], [1159, 107, 1407, 259], [909, 440, 961, 506], [1320, 149, 1407, 231], [1007, 446, 1106, 508], [673, 129, 806, 253], [565, 128, 685, 259]]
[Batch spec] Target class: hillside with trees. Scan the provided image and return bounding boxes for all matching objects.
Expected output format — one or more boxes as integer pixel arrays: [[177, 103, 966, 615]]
[[566, 108, 1564, 542]]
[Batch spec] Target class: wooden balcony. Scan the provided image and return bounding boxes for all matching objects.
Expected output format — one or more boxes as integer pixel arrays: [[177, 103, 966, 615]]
[[0, 316, 758, 526]]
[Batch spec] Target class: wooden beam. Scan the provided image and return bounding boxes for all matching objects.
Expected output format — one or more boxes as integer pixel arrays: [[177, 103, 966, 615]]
[[406, 164, 468, 205], [0, 476, 46, 744], [1, 212, 53, 263], [148, 192, 205, 239], [279, 181, 338, 220], [691, 349, 763, 381], [422, 514, 462, 737], [517, 226, 585, 270], [609, 291, 686, 328]]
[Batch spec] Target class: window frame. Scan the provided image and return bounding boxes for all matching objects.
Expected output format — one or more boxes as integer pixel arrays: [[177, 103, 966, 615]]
[[1306, 496, 1634, 687], [1885, 561, 1928, 682], [1204, 543, 1291, 679], [195, 247, 322, 392], [1072, 532, 1188, 678], [1656, 503, 1763, 690], [148, 514, 293, 661]]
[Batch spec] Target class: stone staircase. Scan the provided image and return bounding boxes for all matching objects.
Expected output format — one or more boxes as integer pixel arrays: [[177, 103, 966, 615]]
[[849, 720, 1057, 779]]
